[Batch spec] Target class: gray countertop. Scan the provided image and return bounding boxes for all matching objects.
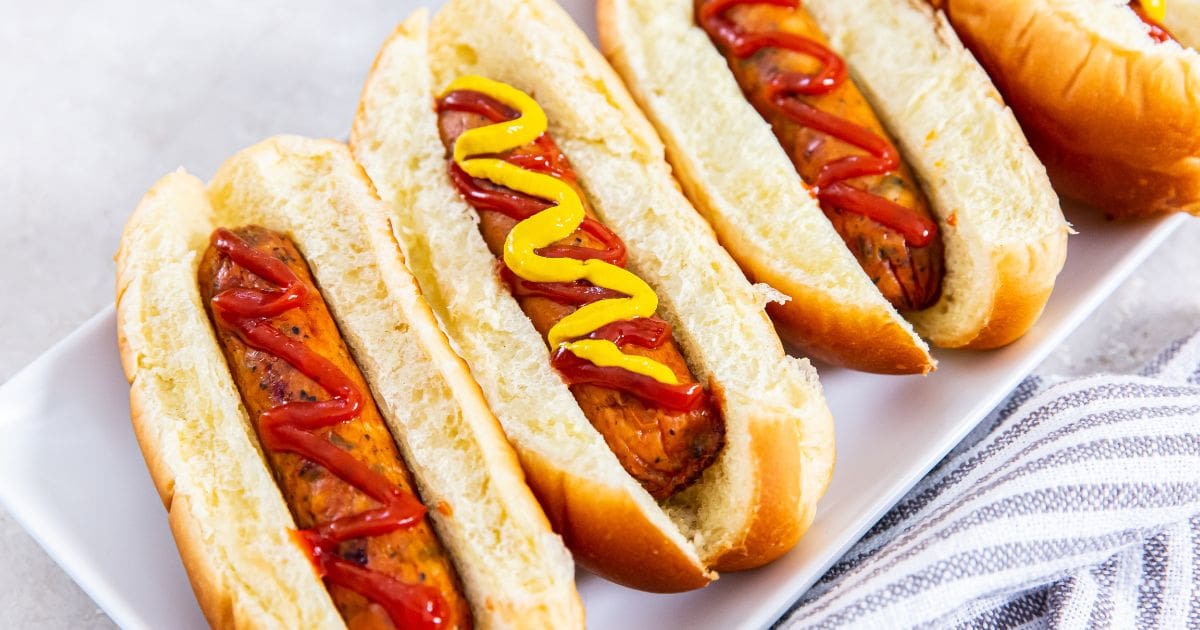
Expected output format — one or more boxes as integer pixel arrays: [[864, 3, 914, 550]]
[[2, 1, 1197, 627]]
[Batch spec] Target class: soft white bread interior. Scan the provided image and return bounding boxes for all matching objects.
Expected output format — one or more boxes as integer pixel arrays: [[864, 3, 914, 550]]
[[1165, 0, 1200, 48], [936, 0, 1200, 218], [116, 136, 582, 628], [600, 0, 1069, 352], [352, 2, 835, 589], [597, 0, 933, 374]]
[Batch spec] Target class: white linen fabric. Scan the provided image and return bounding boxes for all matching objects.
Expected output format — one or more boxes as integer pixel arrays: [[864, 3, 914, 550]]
[[778, 333, 1200, 629]]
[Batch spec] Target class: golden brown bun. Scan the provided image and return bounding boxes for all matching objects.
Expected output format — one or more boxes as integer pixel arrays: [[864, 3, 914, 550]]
[[351, 3, 834, 591], [116, 137, 583, 628], [935, 0, 1200, 218], [599, 0, 1069, 357], [519, 450, 712, 592], [761, 270, 935, 375]]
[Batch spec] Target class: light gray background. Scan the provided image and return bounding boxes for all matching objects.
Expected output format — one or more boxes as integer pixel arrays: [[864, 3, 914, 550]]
[[1, 1, 1196, 627]]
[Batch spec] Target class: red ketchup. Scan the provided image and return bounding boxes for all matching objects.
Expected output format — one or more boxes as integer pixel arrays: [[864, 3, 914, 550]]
[[699, 0, 938, 247], [438, 91, 709, 412], [209, 228, 447, 629], [1131, 2, 1175, 43]]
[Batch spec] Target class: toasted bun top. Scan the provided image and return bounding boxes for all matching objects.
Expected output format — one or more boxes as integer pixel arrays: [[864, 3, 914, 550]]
[[353, 1, 835, 589], [938, 0, 1200, 217], [117, 136, 582, 628]]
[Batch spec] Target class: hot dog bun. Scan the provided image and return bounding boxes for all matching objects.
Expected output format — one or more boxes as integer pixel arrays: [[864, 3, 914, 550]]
[[1164, 0, 1200, 46], [116, 136, 583, 627], [598, 0, 1069, 370], [351, 3, 835, 592], [931, 0, 1200, 218]]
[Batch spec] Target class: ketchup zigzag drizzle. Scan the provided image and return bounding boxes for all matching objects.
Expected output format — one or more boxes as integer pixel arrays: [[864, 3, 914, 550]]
[[438, 87, 707, 412], [699, 0, 937, 247], [208, 228, 446, 629]]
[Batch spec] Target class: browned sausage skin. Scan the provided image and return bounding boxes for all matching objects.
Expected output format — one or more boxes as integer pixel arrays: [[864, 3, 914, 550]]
[[698, 0, 944, 311], [436, 97, 725, 501], [199, 226, 472, 630]]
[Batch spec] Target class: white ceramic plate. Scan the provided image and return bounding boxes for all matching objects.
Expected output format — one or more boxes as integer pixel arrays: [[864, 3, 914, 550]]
[[0, 204, 1182, 630]]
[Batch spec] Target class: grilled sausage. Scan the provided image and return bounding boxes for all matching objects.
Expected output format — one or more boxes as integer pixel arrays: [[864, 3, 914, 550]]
[[437, 104, 725, 501], [699, 0, 944, 311], [199, 226, 472, 630]]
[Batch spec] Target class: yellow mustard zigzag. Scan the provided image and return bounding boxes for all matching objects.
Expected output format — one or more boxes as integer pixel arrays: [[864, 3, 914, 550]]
[[1142, 0, 1166, 22], [443, 75, 677, 384]]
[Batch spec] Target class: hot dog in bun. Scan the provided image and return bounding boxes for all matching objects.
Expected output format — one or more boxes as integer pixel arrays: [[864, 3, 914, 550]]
[[598, 0, 1070, 373], [352, 0, 835, 592], [116, 137, 583, 628]]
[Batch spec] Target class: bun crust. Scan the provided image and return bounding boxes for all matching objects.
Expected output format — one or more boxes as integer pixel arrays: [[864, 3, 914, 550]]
[[937, 0, 1200, 218], [703, 401, 822, 571], [930, 241, 1061, 350], [116, 138, 582, 628], [352, 1, 834, 590], [519, 450, 714, 592], [599, 0, 1068, 355], [765, 290, 934, 374]]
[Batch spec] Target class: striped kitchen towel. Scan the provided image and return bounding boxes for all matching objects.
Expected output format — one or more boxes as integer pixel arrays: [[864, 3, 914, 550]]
[[778, 332, 1200, 629]]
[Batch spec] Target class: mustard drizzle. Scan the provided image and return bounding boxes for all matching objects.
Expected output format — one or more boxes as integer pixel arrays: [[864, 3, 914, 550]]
[[442, 75, 679, 385], [1141, 0, 1166, 22]]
